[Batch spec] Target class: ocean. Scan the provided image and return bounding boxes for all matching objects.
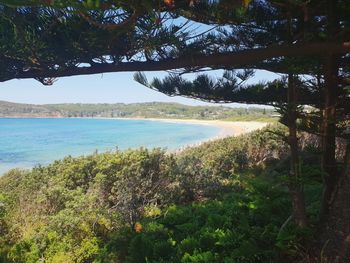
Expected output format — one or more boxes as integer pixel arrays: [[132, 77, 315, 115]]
[[0, 118, 220, 174]]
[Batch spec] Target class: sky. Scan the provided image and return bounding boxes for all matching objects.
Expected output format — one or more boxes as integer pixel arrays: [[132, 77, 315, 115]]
[[0, 70, 279, 107], [0, 14, 281, 107]]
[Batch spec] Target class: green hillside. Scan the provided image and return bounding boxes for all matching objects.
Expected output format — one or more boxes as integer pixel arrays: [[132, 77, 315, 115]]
[[0, 101, 276, 121], [0, 101, 61, 118]]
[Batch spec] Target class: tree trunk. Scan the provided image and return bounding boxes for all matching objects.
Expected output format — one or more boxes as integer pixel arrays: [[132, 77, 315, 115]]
[[320, 0, 340, 223], [319, 1, 341, 219], [317, 2, 350, 259], [320, 142, 350, 262], [320, 55, 339, 221], [287, 74, 307, 227]]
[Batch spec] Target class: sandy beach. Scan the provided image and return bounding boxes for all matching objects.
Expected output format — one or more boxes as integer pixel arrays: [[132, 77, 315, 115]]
[[0, 117, 270, 174], [108, 117, 269, 140], [117, 118, 270, 152], [37, 115, 270, 142]]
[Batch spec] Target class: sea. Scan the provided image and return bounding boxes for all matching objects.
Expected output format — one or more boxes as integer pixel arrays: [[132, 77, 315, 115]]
[[0, 118, 220, 174]]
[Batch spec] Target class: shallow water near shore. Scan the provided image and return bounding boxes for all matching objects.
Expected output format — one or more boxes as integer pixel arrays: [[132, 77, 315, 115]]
[[0, 118, 221, 174]]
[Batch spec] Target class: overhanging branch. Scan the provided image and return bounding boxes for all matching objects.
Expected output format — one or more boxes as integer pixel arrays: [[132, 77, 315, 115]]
[[3, 42, 350, 83]]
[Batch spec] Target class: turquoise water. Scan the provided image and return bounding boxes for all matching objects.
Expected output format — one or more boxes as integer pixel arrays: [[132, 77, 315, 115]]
[[0, 118, 220, 174]]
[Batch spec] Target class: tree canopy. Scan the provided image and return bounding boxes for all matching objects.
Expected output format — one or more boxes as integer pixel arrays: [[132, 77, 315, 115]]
[[1, 0, 349, 85], [1, 0, 349, 260]]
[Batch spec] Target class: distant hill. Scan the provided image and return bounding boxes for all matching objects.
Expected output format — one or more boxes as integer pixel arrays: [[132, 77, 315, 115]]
[[0, 101, 276, 121], [0, 101, 62, 118]]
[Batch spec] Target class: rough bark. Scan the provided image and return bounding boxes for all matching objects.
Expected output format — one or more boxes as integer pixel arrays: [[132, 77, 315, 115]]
[[318, 1, 350, 260], [287, 74, 307, 227], [320, 0, 340, 222], [320, 55, 339, 221], [320, 143, 350, 262]]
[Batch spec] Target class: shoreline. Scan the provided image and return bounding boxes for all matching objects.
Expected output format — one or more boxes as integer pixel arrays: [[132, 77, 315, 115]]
[[97, 117, 269, 138], [84, 117, 269, 149], [65, 116, 269, 139], [0, 115, 269, 140], [0, 118, 269, 175], [87, 117, 270, 153]]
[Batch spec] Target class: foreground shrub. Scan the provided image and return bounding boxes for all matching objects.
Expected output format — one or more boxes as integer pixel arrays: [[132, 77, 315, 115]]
[[0, 125, 323, 262]]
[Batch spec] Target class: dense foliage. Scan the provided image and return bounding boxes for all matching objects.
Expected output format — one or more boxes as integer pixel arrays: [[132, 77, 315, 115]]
[[0, 0, 349, 86], [0, 101, 276, 121], [0, 125, 324, 263], [0, 0, 348, 259]]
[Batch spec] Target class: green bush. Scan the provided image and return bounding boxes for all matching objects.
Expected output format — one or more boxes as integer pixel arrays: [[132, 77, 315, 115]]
[[0, 125, 322, 262]]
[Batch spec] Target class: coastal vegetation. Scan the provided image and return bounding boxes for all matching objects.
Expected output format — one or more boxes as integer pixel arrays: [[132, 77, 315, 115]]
[[0, 0, 349, 260], [0, 125, 326, 262], [0, 101, 275, 122]]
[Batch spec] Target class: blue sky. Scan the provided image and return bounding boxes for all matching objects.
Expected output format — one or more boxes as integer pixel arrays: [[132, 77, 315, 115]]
[[0, 70, 279, 106], [0, 16, 281, 107]]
